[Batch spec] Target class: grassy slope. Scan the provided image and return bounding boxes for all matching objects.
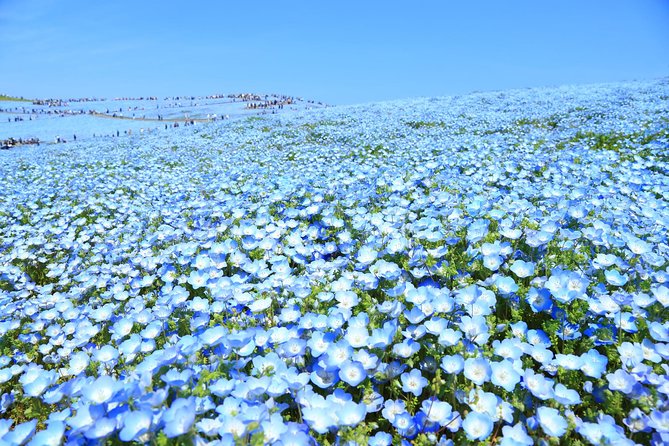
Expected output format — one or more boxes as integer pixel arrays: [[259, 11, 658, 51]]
[[0, 94, 31, 102]]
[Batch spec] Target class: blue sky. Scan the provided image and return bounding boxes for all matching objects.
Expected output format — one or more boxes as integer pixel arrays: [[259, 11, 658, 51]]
[[1, 0, 668, 105]]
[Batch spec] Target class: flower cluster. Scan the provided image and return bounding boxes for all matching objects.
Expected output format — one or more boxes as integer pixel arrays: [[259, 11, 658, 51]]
[[0, 79, 668, 445]]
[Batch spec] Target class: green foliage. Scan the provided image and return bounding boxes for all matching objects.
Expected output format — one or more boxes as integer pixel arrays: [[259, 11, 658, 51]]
[[0, 94, 30, 102], [405, 120, 447, 130]]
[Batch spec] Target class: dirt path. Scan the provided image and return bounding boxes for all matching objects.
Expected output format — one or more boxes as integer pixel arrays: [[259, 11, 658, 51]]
[[89, 112, 216, 123]]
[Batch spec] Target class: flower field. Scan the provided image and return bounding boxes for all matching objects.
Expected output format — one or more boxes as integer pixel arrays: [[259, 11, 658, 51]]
[[1, 79, 669, 445]]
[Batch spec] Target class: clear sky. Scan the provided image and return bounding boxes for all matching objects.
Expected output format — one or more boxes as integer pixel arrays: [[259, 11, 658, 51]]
[[1, 0, 668, 105]]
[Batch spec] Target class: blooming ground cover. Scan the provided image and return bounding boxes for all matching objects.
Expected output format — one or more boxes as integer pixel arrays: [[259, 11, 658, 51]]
[[0, 79, 669, 445]]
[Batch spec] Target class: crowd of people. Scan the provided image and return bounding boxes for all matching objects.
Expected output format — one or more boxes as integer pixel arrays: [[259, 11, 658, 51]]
[[1, 137, 40, 149], [1, 92, 324, 149]]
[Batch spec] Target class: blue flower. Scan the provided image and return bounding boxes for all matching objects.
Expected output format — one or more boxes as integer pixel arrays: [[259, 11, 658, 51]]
[[462, 411, 493, 441], [536, 406, 568, 437], [3, 420, 37, 446], [119, 410, 152, 442], [20, 366, 57, 397], [523, 369, 554, 400], [338, 360, 367, 387], [440, 354, 464, 374], [580, 349, 608, 379], [336, 401, 367, 426], [369, 431, 393, 446], [420, 398, 452, 426], [27, 421, 65, 446], [302, 406, 337, 434], [163, 397, 196, 438], [490, 360, 520, 392], [606, 369, 636, 394], [605, 269, 628, 286], [84, 417, 116, 440], [400, 369, 429, 397], [500, 422, 533, 446], [510, 260, 535, 278], [464, 357, 491, 386], [81, 375, 119, 405]]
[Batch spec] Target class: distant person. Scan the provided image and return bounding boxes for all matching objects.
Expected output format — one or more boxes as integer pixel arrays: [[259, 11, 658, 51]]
[[73, 134, 76, 141]]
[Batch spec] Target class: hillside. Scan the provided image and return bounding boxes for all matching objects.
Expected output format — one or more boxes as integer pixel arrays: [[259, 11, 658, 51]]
[[0, 79, 668, 445]]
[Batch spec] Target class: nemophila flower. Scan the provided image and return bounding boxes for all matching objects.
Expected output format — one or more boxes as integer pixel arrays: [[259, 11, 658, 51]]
[[334, 290, 359, 309], [495, 275, 518, 295], [357, 245, 378, 265], [623, 407, 650, 433], [382, 399, 407, 424], [302, 406, 337, 434], [353, 349, 379, 371], [491, 359, 521, 392], [369, 431, 393, 446], [483, 254, 503, 271], [401, 369, 429, 396], [455, 284, 482, 306], [391, 411, 417, 438], [93, 345, 119, 364], [163, 397, 196, 438], [526, 287, 552, 313], [618, 342, 644, 369], [420, 398, 453, 426], [462, 411, 494, 441], [336, 401, 367, 426], [370, 259, 402, 281], [311, 363, 339, 389], [119, 410, 152, 442], [404, 306, 427, 324], [467, 388, 502, 420], [545, 269, 589, 304], [459, 315, 490, 345], [218, 416, 248, 438], [554, 353, 582, 371], [652, 285, 669, 307], [280, 337, 307, 358], [393, 339, 421, 358], [67, 403, 104, 434], [500, 422, 533, 446], [626, 236, 652, 255], [81, 375, 119, 404], [607, 369, 636, 394], [199, 325, 227, 346], [20, 366, 57, 397], [641, 338, 662, 363], [84, 417, 116, 440], [344, 325, 370, 348], [510, 260, 535, 278], [111, 317, 134, 340], [3, 420, 37, 446], [28, 421, 65, 446], [493, 338, 523, 360], [605, 268, 629, 287], [440, 354, 464, 375], [437, 327, 462, 347], [554, 383, 581, 406], [523, 369, 554, 400], [526, 329, 551, 347], [161, 368, 193, 386], [464, 357, 491, 385], [648, 321, 669, 342], [338, 361, 367, 386], [0, 392, 15, 414], [648, 409, 669, 433], [536, 406, 568, 437]]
